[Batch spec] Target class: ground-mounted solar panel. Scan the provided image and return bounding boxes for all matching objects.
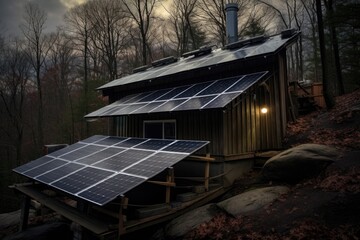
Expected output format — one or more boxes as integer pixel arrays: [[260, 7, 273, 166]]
[[51, 167, 114, 194], [36, 163, 84, 184], [48, 143, 86, 157], [13, 156, 55, 174], [13, 135, 209, 206], [60, 145, 105, 161], [94, 149, 151, 172], [78, 173, 145, 206], [22, 159, 68, 178], [75, 147, 126, 165], [124, 152, 187, 178], [85, 71, 268, 118]]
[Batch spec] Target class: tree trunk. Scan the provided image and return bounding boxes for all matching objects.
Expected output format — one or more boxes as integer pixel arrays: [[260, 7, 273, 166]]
[[316, 0, 335, 109]]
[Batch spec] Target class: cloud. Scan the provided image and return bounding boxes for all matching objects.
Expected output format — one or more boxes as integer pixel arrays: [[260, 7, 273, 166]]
[[60, 0, 87, 9], [0, 0, 88, 37]]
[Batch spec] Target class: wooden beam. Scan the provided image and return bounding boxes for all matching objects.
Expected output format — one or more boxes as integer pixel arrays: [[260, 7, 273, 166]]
[[13, 184, 109, 235], [186, 155, 215, 162], [147, 181, 176, 187]]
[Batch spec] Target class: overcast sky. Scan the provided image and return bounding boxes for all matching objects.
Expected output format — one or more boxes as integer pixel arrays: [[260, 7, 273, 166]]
[[0, 0, 87, 37]]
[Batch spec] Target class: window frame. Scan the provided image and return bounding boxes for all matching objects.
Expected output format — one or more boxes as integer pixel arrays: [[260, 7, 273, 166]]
[[143, 119, 177, 139]]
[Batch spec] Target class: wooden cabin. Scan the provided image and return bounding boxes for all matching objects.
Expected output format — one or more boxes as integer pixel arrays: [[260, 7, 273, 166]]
[[12, 29, 300, 239]]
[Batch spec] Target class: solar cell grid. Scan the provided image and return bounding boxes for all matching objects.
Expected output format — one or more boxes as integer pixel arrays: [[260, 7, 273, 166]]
[[115, 138, 147, 148], [36, 163, 84, 184], [60, 145, 105, 161], [157, 85, 189, 100], [94, 149, 151, 172], [13, 156, 55, 173], [78, 173, 144, 205], [174, 82, 211, 99], [138, 89, 169, 102], [196, 77, 240, 96], [75, 147, 126, 165], [124, 152, 187, 178], [226, 72, 266, 93], [202, 92, 240, 109], [95, 136, 127, 146], [134, 139, 173, 150], [51, 167, 114, 194], [173, 96, 215, 111], [49, 143, 86, 157], [163, 140, 207, 153], [131, 101, 167, 114], [22, 159, 67, 178], [81, 135, 107, 143], [150, 99, 186, 113]]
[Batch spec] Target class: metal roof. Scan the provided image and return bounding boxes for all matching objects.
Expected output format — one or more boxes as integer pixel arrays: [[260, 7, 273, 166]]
[[98, 30, 299, 91]]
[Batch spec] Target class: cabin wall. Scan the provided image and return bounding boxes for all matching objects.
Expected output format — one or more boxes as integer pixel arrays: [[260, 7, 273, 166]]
[[222, 72, 288, 157], [114, 110, 224, 157]]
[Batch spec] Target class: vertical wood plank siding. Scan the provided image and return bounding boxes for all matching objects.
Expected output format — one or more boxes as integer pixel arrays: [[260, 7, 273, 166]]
[[222, 73, 287, 156]]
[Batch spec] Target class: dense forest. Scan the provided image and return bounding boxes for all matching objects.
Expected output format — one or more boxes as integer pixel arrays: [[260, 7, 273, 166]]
[[0, 0, 359, 212]]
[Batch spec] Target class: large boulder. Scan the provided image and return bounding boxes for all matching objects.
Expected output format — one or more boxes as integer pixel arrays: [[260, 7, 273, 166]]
[[262, 144, 338, 182], [217, 186, 289, 216], [162, 203, 220, 239]]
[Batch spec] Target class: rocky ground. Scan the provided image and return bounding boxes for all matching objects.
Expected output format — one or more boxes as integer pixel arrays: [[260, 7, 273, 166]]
[[1, 90, 359, 240], [180, 89, 360, 240]]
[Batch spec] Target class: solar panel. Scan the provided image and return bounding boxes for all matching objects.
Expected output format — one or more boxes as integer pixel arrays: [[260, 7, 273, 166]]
[[52, 167, 114, 194], [78, 173, 145, 206], [13, 135, 209, 206], [85, 71, 268, 118], [124, 152, 187, 178], [36, 163, 84, 184]]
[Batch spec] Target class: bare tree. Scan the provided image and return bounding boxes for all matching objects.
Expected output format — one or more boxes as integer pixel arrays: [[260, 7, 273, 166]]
[[167, 0, 206, 55], [65, 3, 92, 136], [121, 0, 160, 65], [0, 38, 31, 164], [87, 0, 130, 80], [198, 0, 272, 46], [21, 2, 55, 152]]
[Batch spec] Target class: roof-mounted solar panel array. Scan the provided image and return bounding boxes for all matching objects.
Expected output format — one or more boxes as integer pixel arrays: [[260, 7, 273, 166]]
[[13, 135, 209, 206], [98, 31, 299, 90], [86, 71, 268, 118]]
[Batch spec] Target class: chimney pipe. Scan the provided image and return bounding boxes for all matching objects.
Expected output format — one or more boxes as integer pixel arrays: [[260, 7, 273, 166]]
[[225, 3, 239, 44]]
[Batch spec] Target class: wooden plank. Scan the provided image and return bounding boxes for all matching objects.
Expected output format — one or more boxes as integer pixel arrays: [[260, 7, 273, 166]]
[[147, 181, 176, 187], [186, 155, 215, 161], [13, 185, 109, 235]]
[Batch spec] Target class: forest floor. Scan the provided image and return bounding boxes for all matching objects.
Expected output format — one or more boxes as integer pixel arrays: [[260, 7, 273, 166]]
[[184, 89, 360, 240]]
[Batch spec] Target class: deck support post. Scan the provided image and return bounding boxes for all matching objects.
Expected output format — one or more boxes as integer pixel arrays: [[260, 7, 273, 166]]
[[118, 197, 128, 238], [19, 194, 31, 232], [166, 167, 174, 204], [204, 153, 210, 191]]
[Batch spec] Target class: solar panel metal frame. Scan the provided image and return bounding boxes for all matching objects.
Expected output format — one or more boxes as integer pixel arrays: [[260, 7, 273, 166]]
[[13, 135, 209, 206]]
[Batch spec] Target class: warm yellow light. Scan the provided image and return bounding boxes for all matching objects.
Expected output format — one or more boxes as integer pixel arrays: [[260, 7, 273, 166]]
[[261, 107, 268, 114]]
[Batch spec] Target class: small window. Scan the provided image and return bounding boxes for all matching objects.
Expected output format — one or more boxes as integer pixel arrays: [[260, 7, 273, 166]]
[[144, 120, 176, 139]]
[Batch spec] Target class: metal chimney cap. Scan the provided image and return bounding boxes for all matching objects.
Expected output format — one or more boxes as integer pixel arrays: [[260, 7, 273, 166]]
[[225, 3, 239, 10]]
